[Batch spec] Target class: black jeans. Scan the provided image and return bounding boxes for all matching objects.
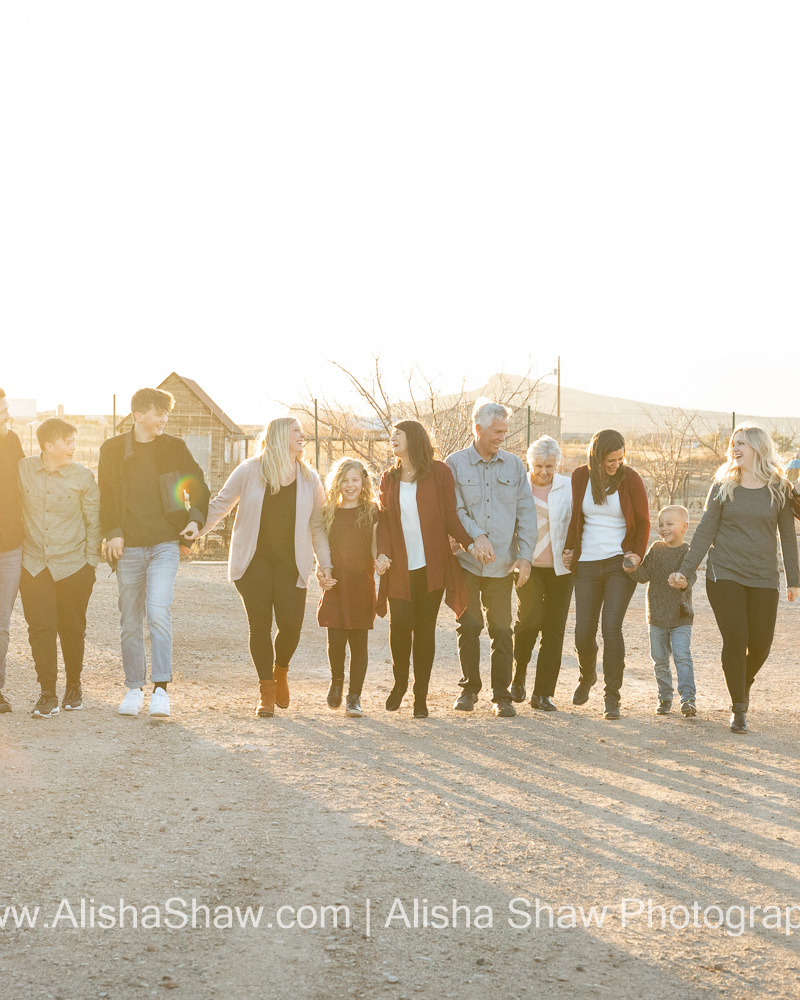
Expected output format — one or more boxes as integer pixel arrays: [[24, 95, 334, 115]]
[[513, 566, 574, 697], [573, 554, 637, 701], [234, 558, 306, 680], [456, 571, 514, 703], [327, 628, 369, 697], [706, 578, 779, 705], [19, 563, 96, 692], [388, 567, 444, 703]]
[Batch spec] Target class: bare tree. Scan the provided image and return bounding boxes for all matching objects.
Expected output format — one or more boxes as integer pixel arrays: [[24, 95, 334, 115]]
[[628, 407, 706, 508], [289, 358, 550, 475]]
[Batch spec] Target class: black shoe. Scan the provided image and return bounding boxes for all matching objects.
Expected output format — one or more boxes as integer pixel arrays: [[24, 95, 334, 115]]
[[681, 701, 697, 717], [572, 682, 593, 706], [453, 692, 476, 712], [493, 701, 516, 718], [603, 697, 620, 720], [730, 704, 748, 733], [32, 691, 60, 719], [345, 694, 363, 718], [655, 699, 672, 716], [509, 673, 527, 703], [63, 685, 83, 711], [385, 686, 407, 712], [532, 694, 557, 712], [0, 692, 11, 714], [327, 680, 343, 710], [413, 702, 429, 718]]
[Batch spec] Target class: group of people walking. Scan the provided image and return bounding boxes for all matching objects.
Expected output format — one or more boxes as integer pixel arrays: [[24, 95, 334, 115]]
[[0, 385, 797, 735]]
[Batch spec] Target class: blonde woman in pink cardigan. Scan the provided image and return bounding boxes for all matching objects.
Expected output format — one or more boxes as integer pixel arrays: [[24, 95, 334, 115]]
[[185, 418, 332, 717]]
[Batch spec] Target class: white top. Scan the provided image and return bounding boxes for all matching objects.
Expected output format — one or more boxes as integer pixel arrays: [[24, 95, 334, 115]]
[[578, 485, 626, 562], [399, 481, 426, 570]]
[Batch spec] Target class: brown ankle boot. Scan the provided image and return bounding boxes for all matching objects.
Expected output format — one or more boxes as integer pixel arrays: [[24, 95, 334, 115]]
[[257, 680, 276, 718], [273, 666, 290, 709]]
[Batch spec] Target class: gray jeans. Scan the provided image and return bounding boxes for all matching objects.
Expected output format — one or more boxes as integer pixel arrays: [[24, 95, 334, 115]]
[[0, 547, 22, 690]]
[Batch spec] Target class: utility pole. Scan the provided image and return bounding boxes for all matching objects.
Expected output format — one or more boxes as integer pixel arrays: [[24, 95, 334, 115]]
[[732, 412, 736, 435]]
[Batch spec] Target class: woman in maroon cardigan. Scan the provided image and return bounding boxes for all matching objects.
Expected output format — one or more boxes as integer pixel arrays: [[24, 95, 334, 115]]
[[376, 420, 474, 717], [563, 429, 650, 719]]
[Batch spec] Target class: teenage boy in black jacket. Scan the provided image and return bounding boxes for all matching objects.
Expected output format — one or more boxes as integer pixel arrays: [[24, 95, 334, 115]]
[[99, 387, 210, 718]]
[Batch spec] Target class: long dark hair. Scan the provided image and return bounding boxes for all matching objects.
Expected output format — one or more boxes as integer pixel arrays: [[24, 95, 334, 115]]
[[587, 428, 626, 505], [388, 420, 435, 482]]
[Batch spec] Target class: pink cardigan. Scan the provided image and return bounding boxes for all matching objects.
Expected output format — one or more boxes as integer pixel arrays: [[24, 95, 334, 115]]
[[200, 457, 332, 587]]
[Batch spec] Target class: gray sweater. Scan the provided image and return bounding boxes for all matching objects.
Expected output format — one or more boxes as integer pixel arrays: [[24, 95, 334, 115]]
[[679, 483, 800, 589], [631, 541, 695, 629]]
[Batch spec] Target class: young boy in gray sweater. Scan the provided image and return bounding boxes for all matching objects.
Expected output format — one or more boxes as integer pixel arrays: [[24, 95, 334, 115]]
[[631, 505, 697, 716]]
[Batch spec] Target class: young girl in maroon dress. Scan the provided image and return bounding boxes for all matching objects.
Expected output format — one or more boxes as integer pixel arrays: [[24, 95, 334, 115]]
[[317, 458, 379, 717]]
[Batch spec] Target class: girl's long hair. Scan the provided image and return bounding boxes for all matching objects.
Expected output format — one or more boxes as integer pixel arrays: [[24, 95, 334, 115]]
[[322, 457, 378, 533], [715, 424, 789, 507], [587, 428, 626, 505], [387, 420, 435, 482], [258, 417, 312, 495]]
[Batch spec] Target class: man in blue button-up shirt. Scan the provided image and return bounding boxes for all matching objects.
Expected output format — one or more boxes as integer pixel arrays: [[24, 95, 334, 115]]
[[446, 399, 537, 717]]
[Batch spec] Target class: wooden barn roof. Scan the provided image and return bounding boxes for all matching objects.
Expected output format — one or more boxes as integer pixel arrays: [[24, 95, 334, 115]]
[[165, 373, 245, 436]]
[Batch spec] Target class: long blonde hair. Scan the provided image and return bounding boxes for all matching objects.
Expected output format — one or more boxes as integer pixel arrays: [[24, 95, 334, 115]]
[[322, 457, 377, 533], [715, 424, 788, 507], [258, 417, 312, 495]]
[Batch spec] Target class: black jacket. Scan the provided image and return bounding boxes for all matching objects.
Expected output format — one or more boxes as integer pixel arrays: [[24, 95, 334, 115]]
[[98, 430, 210, 542]]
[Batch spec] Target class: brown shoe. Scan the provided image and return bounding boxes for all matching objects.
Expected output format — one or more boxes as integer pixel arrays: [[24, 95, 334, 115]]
[[273, 666, 290, 709], [257, 680, 276, 718]]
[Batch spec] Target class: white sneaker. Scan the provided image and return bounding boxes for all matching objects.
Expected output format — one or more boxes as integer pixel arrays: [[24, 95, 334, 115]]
[[149, 688, 170, 718], [119, 688, 145, 716]]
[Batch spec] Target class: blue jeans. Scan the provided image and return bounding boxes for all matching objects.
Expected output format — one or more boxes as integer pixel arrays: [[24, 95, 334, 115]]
[[648, 623, 696, 704], [116, 542, 180, 688], [0, 547, 22, 690]]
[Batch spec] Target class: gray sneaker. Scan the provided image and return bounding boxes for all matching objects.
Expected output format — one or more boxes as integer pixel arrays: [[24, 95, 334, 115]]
[[681, 701, 697, 717], [655, 700, 672, 715]]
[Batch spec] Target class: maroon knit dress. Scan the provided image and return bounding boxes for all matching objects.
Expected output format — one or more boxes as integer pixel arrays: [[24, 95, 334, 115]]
[[317, 506, 378, 630]]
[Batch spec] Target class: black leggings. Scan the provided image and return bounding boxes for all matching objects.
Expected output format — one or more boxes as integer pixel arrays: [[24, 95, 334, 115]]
[[327, 628, 369, 696], [388, 567, 444, 702], [706, 578, 779, 704], [234, 559, 306, 680]]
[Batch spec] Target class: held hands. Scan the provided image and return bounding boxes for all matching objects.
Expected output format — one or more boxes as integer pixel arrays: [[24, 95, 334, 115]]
[[470, 535, 496, 565], [510, 559, 532, 588], [180, 521, 201, 542], [317, 567, 337, 590], [622, 552, 641, 573], [105, 537, 124, 566], [669, 572, 689, 590], [562, 549, 573, 569], [375, 554, 392, 576]]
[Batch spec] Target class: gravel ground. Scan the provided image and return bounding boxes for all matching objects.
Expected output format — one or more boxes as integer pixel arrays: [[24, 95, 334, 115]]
[[2, 561, 800, 999]]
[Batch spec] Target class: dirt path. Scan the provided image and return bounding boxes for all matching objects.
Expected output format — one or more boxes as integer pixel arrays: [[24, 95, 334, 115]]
[[2, 563, 800, 999]]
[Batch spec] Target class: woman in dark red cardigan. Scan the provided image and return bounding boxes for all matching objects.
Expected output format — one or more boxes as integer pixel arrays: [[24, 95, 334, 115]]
[[376, 420, 474, 717], [563, 429, 650, 719]]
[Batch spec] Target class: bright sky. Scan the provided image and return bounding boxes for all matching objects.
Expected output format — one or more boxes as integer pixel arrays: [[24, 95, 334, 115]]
[[3, 1, 799, 423]]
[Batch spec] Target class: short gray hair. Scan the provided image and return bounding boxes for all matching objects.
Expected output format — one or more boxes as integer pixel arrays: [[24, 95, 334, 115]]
[[472, 398, 512, 429], [527, 435, 561, 467]]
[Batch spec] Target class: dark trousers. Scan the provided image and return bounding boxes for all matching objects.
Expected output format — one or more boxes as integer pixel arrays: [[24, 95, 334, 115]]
[[327, 628, 369, 697], [706, 578, 779, 705], [234, 558, 306, 681], [573, 554, 637, 701], [513, 566, 574, 697], [388, 567, 444, 702], [456, 571, 514, 703], [19, 563, 96, 692]]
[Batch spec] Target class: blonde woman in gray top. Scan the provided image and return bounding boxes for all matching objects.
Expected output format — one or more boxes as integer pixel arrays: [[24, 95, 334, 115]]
[[671, 424, 799, 734]]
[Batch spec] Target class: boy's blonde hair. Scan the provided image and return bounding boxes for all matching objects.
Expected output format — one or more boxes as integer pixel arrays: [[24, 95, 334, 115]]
[[322, 457, 378, 533], [658, 504, 689, 522]]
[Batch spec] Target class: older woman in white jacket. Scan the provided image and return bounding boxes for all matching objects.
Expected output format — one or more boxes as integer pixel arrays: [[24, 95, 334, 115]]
[[510, 436, 574, 710], [185, 417, 332, 718]]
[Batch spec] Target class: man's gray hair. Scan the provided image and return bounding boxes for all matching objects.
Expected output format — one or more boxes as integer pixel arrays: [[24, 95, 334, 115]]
[[472, 398, 512, 429], [527, 435, 562, 467]]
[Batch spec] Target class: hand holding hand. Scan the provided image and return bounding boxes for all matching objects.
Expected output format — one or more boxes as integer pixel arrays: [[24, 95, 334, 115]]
[[510, 558, 532, 588], [375, 554, 392, 576], [562, 549, 573, 569], [105, 537, 124, 566], [668, 572, 688, 590], [470, 535, 495, 565], [318, 567, 337, 590], [181, 521, 200, 542], [622, 552, 641, 573]]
